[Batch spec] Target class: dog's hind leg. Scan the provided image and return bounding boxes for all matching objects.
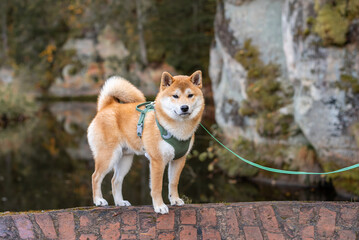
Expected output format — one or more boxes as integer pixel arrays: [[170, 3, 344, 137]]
[[168, 157, 186, 206], [92, 147, 120, 206], [112, 154, 134, 206]]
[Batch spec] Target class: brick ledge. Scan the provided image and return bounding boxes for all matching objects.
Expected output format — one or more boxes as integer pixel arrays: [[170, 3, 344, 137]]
[[1, 201, 358, 239]]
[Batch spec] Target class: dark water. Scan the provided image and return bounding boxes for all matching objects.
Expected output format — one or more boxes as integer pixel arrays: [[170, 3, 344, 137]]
[[0, 102, 347, 212]]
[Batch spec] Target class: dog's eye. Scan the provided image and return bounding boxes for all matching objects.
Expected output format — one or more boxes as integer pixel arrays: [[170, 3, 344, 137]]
[[173, 95, 179, 99], [188, 94, 194, 98]]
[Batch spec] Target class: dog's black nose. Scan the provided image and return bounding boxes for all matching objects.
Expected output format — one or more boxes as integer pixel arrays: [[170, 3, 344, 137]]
[[181, 105, 189, 112]]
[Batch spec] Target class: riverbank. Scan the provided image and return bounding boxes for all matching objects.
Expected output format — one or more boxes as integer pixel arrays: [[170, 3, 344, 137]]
[[0, 201, 357, 239]]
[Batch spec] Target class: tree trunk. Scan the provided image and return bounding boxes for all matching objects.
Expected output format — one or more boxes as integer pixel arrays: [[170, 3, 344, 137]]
[[136, 0, 148, 66], [1, 1, 8, 60]]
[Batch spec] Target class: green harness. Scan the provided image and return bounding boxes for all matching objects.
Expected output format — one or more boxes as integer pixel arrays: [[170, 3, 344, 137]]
[[136, 102, 191, 160]]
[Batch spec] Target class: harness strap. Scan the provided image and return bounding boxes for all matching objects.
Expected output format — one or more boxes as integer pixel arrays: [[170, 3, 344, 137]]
[[136, 102, 192, 160], [136, 101, 155, 138]]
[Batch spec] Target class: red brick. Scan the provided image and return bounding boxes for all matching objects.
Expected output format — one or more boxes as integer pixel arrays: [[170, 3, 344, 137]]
[[338, 229, 356, 240], [34, 213, 57, 239], [340, 207, 357, 227], [139, 226, 155, 240], [225, 209, 240, 236], [299, 207, 315, 225], [240, 207, 257, 225], [80, 215, 91, 227], [180, 209, 196, 225], [100, 222, 121, 240], [0, 217, 17, 239], [139, 206, 153, 213], [276, 205, 294, 219], [12, 214, 35, 239], [122, 211, 137, 231], [301, 225, 314, 239], [139, 213, 156, 230], [158, 231, 175, 240], [317, 207, 336, 238], [258, 206, 280, 233], [57, 212, 76, 240], [157, 211, 175, 230], [121, 233, 137, 239], [139, 213, 156, 240], [202, 228, 221, 240], [200, 208, 217, 227], [180, 225, 197, 240], [243, 226, 263, 240], [79, 233, 98, 240], [266, 232, 285, 240]]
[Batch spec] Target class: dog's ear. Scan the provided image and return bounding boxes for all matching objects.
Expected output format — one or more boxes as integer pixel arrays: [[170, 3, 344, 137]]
[[190, 70, 202, 88], [160, 72, 174, 91]]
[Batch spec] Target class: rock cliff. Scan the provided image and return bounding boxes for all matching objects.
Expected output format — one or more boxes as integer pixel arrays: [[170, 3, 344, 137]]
[[48, 26, 175, 97], [210, 0, 359, 195]]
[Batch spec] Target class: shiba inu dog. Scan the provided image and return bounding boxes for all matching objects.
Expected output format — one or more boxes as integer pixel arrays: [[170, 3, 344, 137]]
[[87, 71, 204, 214]]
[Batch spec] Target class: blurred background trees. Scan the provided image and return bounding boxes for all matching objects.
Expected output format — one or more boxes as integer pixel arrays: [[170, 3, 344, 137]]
[[0, 0, 216, 91]]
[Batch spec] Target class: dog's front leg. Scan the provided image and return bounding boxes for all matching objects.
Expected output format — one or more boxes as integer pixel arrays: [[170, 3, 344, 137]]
[[168, 156, 186, 206], [150, 159, 168, 214]]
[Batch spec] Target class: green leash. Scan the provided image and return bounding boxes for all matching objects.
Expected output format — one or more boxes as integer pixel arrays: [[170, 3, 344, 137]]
[[200, 123, 359, 175]]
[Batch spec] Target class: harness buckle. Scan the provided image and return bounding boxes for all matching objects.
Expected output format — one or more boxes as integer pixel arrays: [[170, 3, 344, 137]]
[[137, 123, 144, 138]]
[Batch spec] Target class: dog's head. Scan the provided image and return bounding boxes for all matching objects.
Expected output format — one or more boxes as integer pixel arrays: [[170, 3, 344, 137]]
[[156, 70, 204, 121]]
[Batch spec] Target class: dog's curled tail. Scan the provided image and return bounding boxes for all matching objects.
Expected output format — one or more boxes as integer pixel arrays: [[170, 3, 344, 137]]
[[97, 76, 146, 111]]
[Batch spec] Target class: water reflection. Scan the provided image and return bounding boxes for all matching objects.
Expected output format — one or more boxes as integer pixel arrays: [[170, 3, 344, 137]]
[[0, 102, 346, 212]]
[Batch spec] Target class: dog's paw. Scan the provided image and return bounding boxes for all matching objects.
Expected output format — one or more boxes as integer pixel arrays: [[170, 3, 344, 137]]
[[115, 200, 131, 207], [170, 197, 185, 206], [153, 204, 169, 214], [94, 197, 108, 206]]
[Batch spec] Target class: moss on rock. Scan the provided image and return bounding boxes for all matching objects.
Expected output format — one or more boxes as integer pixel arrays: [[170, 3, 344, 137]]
[[311, 0, 359, 46], [337, 74, 359, 94], [256, 113, 294, 138], [0, 84, 37, 127], [322, 161, 359, 196], [234, 39, 294, 138], [238, 100, 255, 116], [314, 1, 350, 46], [215, 136, 259, 178], [349, 122, 359, 148], [235, 39, 284, 114]]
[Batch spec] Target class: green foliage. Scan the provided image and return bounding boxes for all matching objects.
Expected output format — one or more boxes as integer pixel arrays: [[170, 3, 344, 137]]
[[0, 84, 36, 127], [350, 122, 359, 148], [215, 137, 259, 178], [235, 39, 284, 114], [180, 195, 193, 204], [1, 0, 216, 90], [146, 0, 216, 75], [314, 1, 349, 45], [312, 0, 359, 46], [337, 74, 359, 93], [322, 161, 359, 196], [2, 0, 91, 90], [235, 39, 294, 137], [238, 100, 255, 116], [235, 39, 261, 72], [256, 113, 294, 138]]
